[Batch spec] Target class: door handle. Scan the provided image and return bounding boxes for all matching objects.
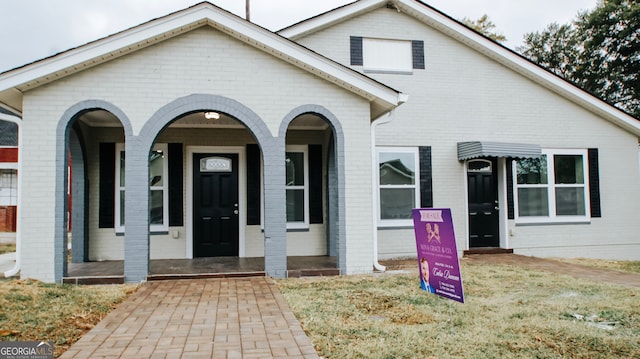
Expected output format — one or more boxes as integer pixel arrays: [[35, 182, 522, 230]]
[[234, 209, 239, 215], [495, 206, 499, 211]]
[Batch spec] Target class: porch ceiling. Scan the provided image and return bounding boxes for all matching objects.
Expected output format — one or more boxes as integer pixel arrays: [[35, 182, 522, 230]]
[[78, 110, 330, 130]]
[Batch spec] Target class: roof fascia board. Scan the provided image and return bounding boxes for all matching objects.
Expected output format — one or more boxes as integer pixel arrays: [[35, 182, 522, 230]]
[[0, 1, 403, 115], [200, 7, 403, 109], [0, 4, 216, 91], [394, 0, 640, 135], [278, 0, 383, 39], [281, 0, 640, 135]]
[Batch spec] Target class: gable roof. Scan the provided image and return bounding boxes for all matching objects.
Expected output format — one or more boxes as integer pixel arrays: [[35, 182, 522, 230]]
[[0, 1, 406, 120], [280, 0, 640, 136]]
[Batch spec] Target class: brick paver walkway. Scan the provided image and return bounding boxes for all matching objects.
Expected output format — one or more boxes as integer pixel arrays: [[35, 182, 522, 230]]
[[60, 277, 319, 359]]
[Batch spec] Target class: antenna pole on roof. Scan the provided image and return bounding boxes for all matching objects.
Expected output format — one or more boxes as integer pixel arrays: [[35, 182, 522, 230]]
[[246, 0, 250, 21]]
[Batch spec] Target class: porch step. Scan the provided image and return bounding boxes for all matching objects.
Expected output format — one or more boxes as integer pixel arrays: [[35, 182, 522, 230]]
[[464, 247, 514, 256], [147, 271, 265, 281], [287, 268, 340, 278], [63, 276, 125, 285]]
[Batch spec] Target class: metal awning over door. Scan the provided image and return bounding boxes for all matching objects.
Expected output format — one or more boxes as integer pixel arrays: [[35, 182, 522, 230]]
[[457, 141, 541, 160]]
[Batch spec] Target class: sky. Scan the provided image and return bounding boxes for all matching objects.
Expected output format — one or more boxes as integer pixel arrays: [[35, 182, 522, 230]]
[[0, 0, 597, 73]]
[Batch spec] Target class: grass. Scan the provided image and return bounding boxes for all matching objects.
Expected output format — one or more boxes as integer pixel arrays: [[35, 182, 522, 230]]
[[277, 260, 640, 359], [552, 258, 640, 274], [0, 257, 637, 358], [0, 242, 15, 255], [0, 279, 137, 357]]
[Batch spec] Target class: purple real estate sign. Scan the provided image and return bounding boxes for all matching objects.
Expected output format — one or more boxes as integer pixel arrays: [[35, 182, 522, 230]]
[[412, 208, 465, 303]]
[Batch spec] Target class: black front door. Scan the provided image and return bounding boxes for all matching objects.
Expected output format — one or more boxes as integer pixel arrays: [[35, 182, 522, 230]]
[[467, 158, 499, 247], [193, 153, 239, 257]]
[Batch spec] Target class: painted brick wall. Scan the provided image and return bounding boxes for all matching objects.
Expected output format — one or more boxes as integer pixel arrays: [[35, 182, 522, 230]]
[[20, 26, 373, 280], [297, 7, 640, 260]]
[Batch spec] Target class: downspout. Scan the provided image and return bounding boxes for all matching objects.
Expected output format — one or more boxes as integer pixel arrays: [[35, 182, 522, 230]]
[[4, 115, 22, 278], [371, 111, 395, 272]]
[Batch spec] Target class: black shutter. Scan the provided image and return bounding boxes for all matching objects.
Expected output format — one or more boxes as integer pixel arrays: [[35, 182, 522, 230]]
[[412, 40, 425, 69], [309, 145, 323, 224], [350, 36, 363, 66], [419, 146, 433, 208], [588, 148, 601, 218], [99, 143, 115, 228], [246, 144, 261, 225], [168, 143, 183, 226], [506, 159, 515, 219]]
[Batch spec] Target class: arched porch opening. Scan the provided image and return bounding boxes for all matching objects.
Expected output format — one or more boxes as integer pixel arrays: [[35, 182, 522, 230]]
[[280, 105, 346, 275], [149, 110, 266, 265], [122, 94, 286, 281], [55, 102, 132, 283]]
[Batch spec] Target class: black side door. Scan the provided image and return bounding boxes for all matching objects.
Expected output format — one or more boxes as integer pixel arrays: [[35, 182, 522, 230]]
[[467, 158, 499, 247]]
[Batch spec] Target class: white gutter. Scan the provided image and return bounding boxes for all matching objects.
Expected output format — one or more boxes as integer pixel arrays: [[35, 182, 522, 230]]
[[2, 113, 21, 278], [371, 111, 395, 272]]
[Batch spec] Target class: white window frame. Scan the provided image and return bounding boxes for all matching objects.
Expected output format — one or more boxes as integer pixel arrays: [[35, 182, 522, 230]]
[[363, 38, 413, 74], [285, 145, 309, 229], [115, 143, 169, 233], [376, 147, 420, 227], [513, 148, 590, 224], [0, 168, 18, 206]]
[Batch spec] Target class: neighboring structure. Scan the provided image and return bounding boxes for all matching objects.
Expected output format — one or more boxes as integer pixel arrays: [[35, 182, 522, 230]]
[[0, 0, 638, 283], [0, 107, 19, 242]]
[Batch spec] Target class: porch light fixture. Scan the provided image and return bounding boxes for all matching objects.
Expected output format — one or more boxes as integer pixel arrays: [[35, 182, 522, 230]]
[[204, 111, 220, 120]]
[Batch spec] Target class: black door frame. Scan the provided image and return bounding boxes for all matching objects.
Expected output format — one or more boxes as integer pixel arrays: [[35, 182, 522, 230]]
[[187, 147, 245, 258]]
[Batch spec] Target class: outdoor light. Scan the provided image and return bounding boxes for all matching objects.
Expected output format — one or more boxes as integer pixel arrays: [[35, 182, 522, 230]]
[[204, 111, 220, 120]]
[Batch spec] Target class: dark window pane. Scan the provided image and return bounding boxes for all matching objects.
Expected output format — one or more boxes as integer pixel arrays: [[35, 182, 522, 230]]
[[149, 149, 164, 186], [119, 151, 126, 186], [285, 152, 304, 186], [516, 155, 547, 184], [150, 190, 164, 225], [556, 187, 585, 215], [119, 191, 125, 226], [379, 152, 415, 185], [286, 189, 304, 222], [554, 155, 584, 184], [380, 188, 415, 219], [517, 188, 549, 216]]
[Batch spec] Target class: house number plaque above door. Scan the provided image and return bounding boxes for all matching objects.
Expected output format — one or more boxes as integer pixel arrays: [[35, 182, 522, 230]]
[[200, 157, 232, 172]]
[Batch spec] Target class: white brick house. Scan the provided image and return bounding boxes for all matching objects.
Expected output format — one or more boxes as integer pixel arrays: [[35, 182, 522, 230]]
[[0, 0, 639, 283]]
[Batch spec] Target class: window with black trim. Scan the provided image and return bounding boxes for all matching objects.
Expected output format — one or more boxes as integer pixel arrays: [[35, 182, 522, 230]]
[[115, 143, 169, 232], [350, 36, 425, 73], [377, 148, 420, 226], [285, 145, 309, 229], [514, 149, 590, 222]]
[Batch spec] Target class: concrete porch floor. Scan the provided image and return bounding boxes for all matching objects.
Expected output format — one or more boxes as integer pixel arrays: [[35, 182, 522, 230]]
[[64, 256, 339, 284]]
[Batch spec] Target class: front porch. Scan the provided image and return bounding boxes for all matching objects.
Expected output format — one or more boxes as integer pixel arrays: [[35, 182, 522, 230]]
[[63, 256, 338, 284]]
